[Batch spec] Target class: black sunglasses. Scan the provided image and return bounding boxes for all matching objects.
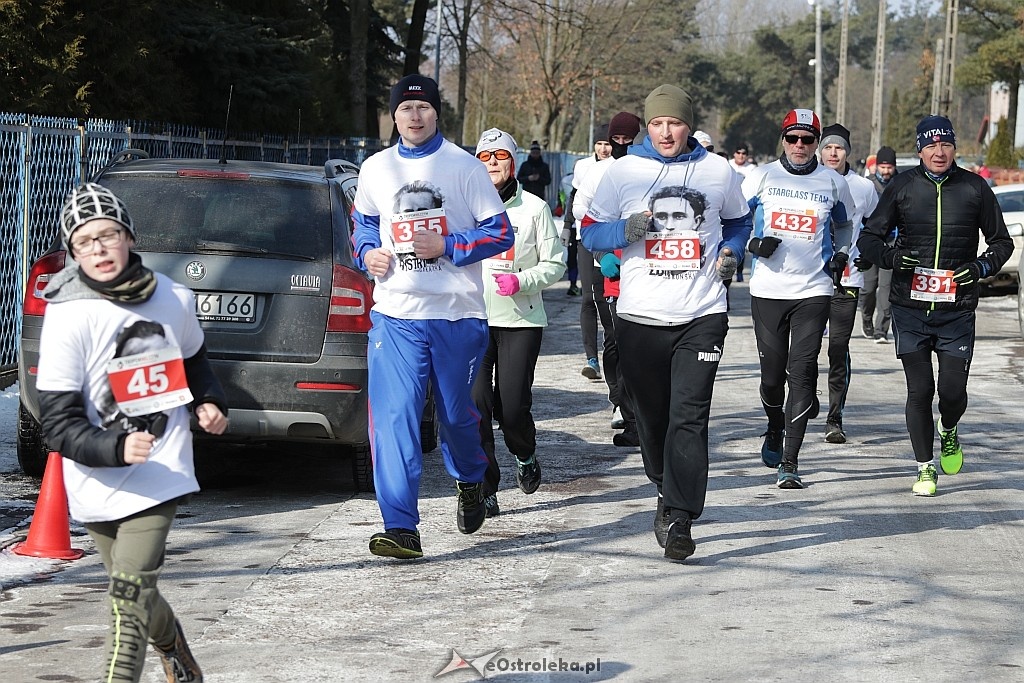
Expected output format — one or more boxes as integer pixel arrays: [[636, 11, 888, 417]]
[[783, 134, 817, 145]]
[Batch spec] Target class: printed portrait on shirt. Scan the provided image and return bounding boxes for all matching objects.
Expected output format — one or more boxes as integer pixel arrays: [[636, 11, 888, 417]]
[[97, 320, 172, 436], [649, 185, 707, 234], [392, 180, 446, 272], [645, 185, 709, 278]]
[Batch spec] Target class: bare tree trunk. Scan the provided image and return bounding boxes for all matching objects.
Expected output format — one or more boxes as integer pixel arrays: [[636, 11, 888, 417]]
[[383, 0, 432, 144], [454, 0, 475, 145], [349, 0, 369, 136], [403, 0, 431, 76]]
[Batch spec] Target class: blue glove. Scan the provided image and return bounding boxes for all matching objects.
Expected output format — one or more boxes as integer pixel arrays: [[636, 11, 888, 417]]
[[600, 253, 620, 278]]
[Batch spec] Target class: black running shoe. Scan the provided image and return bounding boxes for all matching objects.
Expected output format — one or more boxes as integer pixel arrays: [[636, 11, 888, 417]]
[[483, 493, 500, 518], [760, 425, 784, 467], [369, 528, 423, 559], [654, 495, 670, 548], [664, 513, 695, 561], [515, 456, 541, 494], [456, 482, 486, 534], [824, 420, 846, 444], [613, 426, 640, 448]]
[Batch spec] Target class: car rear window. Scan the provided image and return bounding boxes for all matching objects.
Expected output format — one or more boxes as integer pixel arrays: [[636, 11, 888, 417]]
[[101, 175, 333, 261]]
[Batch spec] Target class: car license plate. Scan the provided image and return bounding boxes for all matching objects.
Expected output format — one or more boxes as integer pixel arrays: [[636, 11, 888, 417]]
[[195, 292, 256, 322]]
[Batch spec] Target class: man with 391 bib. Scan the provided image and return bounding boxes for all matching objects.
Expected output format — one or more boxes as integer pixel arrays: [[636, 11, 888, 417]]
[[351, 74, 513, 559], [857, 115, 1011, 497]]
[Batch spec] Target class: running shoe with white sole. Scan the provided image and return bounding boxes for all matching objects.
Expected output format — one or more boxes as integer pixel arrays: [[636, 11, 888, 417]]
[[777, 461, 803, 489], [913, 464, 938, 496], [938, 422, 963, 475]]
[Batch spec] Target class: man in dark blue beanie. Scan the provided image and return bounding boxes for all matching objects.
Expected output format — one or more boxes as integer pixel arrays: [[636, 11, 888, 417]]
[[915, 115, 956, 152], [857, 114, 1012, 497], [389, 74, 442, 120], [352, 72, 514, 559]]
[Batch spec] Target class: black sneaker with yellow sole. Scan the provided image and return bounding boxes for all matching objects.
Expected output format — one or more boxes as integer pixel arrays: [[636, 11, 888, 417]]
[[369, 528, 423, 559]]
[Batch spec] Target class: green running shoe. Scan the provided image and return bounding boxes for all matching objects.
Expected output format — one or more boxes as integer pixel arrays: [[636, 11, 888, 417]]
[[912, 464, 938, 497], [938, 422, 963, 475]]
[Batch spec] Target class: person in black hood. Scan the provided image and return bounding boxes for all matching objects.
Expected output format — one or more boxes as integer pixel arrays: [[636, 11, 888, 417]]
[[517, 140, 552, 199], [857, 115, 1013, 497]]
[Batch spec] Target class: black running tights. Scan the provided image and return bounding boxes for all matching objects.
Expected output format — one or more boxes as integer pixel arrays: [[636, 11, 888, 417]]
[[900, 348, 969, 463]]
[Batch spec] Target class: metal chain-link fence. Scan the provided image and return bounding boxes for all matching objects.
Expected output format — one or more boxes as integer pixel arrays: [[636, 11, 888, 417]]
[[0, 113, 385, 378]]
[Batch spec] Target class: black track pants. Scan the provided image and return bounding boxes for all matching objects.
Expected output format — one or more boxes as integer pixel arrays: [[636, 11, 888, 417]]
[[751, 295, 831, 464]]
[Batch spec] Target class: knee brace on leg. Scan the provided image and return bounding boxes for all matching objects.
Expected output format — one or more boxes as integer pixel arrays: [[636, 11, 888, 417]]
[[104, 571, 155, 682]]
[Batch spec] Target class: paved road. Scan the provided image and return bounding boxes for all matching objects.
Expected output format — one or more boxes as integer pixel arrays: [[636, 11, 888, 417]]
[[1, 282, 1023, 682]]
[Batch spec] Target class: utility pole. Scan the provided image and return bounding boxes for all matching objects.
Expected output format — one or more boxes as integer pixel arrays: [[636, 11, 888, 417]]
[[837, 0, 849, 123], [931, 38, 944, 114], [588, 73, 596, 152], [814, 0, 823, 118], [940, 0, 960, 116], [869, 0, 886, 152], [433, 0, 442, 84]]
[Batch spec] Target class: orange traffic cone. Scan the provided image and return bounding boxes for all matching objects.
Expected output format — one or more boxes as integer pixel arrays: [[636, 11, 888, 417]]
[[12, 452, 84, 560]]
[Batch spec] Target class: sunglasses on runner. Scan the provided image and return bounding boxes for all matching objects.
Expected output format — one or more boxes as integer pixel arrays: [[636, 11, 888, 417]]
[[476, 149, 513, 162], [783, 134, 817, 145]]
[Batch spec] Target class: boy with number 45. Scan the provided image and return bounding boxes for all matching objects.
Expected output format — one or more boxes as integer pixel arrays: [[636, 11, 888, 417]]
[[37, 183, 228, 683]]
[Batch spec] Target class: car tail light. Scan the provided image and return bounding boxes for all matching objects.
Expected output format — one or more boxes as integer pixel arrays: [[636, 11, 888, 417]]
[[23, 251, 67, 317], [327, 265, 373, 333]]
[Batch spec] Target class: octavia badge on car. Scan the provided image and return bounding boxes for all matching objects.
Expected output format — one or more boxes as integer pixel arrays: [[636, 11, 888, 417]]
[[290, 274, 321, 292], [185, 261, 206, 281]]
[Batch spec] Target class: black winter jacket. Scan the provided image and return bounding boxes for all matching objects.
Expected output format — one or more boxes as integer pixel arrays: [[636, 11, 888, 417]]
[[858, 163, 1012, 311]]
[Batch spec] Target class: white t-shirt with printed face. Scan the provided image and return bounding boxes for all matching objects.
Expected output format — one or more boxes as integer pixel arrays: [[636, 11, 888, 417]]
[[586, 152, 749, 324], [840, 170, 879, 288], [36, 274, 205, 523], [354, 139, 507, 321], [742, 160, 857, 299]]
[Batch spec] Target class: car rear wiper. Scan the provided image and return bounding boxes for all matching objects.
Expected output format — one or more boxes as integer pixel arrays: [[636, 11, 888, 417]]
[[195, 241, 314, 261]]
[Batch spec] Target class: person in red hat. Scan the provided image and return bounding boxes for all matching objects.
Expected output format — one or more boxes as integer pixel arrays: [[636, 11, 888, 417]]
[[741, 108, 856, 489], [37, 182, 227, 683]]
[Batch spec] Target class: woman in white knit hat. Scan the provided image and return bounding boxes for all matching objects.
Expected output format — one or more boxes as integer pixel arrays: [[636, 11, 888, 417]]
[[471, 128, 566, 516]]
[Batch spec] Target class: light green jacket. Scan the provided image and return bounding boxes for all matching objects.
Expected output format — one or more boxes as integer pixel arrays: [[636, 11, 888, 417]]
[[481, 184, 566, 327]]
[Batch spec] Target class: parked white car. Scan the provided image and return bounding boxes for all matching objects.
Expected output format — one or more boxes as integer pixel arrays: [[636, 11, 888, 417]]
[[991, 183, 1024, 289]]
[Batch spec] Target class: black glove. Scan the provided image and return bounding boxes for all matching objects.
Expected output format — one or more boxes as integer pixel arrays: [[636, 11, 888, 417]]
[[717, 248, 738, 280], [853, 256, 873, 271], [624, 213, 651, 243], [829, 251, 849, 289], [882, 248, 920, 272], [952, 260, 989, 288], [748, 236, 782, 258]]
